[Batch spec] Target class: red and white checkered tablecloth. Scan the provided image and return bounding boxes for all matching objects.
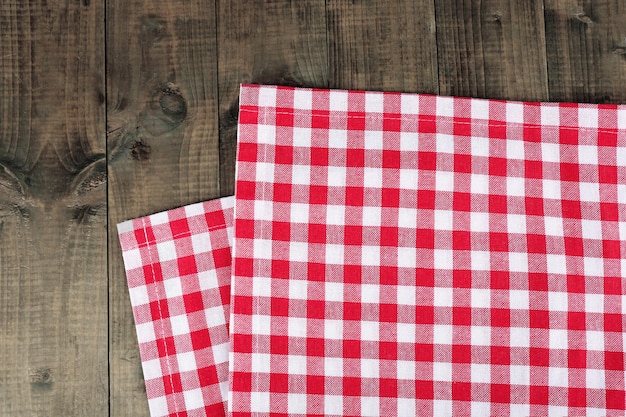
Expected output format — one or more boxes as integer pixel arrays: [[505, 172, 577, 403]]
[[117, 84, 626, 417], [117, 197, 234, 417], [229, 85, 626, 416]]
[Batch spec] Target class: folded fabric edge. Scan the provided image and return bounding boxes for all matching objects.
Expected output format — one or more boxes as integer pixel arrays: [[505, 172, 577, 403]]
[[239, 83, 626, 131], [117, 197, 235, 251]]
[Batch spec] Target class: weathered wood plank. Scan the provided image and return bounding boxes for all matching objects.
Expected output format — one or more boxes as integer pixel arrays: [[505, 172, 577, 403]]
[[327, 0, 439, 93], [0, 1, 107, 415], [545, 0, 626, 103], [435, 0, 549, 101], [106, 0, 220, 415], [216, 0, 328, 196]]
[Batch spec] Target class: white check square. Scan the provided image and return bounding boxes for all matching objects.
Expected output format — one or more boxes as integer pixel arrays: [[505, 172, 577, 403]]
[[177, 351, 197, 373], [169, 314, 190, 336], [361, 321, 380, 342], [506, 139, 525, 160], [436, 133, 455, 154], [129, 285, 150, 306], [156, 240, 177, 262], [365, 93, 384, 113]]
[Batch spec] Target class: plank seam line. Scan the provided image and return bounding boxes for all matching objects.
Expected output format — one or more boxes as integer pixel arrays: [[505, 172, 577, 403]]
[[213, 0, 222, 197], [104, 0, 111, 415]]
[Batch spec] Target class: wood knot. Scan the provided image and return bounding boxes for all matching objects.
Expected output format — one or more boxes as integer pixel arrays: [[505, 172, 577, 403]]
[[138, 83, 187, 135], [140, 15, 168, 42], [574, 12, 593, 24], [159, 84, 187, 120], [30, 368, 53, 385], [613, 47, 626, 56], [131, 139, 151, 161], [490, 11, 502, 23]]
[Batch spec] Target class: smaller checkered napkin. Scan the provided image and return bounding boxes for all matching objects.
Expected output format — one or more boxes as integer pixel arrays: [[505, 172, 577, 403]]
[[117, 196, 234, 417]]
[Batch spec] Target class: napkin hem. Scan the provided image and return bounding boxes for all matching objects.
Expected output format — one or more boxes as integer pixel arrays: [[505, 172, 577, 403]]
[[240, 107, 625, 135]]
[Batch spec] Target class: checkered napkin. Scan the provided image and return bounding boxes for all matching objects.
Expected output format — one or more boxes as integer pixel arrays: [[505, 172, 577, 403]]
[[229, 84, 626, 416], [117, 197, 234, 417]]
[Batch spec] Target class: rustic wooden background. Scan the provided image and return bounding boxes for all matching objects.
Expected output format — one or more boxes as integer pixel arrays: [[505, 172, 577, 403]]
[[1, 0, 625, 415]]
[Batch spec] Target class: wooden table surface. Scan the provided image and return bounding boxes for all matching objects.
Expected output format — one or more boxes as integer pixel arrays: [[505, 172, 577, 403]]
[[1, 1, 625, 415]]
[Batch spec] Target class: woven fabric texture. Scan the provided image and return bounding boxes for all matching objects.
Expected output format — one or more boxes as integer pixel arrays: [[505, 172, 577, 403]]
[[118, 196, 234, 417], [229, 84, 626, 416]]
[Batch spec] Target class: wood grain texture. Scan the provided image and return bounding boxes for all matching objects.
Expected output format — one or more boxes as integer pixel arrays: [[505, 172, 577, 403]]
[[545, 0, 626, 103], [327, 0, 439, 93], [106, 0, 220, 415], [216, 0, 328, 196], [0, 1, 107, 416], [435, 0, 549, 101]]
